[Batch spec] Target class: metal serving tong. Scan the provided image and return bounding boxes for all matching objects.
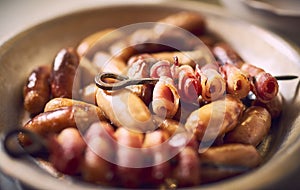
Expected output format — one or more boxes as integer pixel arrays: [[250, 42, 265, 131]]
[[94, 72, 159, 91], [95, 72, 298, 91], [3, 128, 48, 158]]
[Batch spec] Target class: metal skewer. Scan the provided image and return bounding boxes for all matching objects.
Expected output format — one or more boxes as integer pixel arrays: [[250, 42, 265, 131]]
[[95, 72, 159, 90]]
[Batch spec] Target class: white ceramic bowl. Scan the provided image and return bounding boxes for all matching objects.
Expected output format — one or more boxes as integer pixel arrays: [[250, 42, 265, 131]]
[[0, 1, 300, 189]]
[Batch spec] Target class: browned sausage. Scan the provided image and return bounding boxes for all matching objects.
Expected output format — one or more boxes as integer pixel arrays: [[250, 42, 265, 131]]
[[172, 147, 201, 187], [199, 144, 262, 183], [158, 11, 206, 36], [224, 106, 271, 146], [51, 48, 80, 98], [19, 105, 100, 145], [48, 128, 86, 175], [44, 97, 107, 121], [252, 93, 283, 119], [23, 65, 51, 115], [185, 95, 245, 141]]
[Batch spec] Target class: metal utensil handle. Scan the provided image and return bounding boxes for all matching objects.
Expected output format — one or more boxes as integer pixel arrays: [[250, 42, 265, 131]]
[[95, 72, 159, 90], [3, 128, 47, 158]]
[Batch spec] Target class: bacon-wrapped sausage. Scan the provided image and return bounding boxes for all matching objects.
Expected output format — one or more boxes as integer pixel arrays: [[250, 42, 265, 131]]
[[241, 63, 279, 103], [23, 65, 51, 115], [196, 64, 226, 102], [212, 42, 279, 103], [219, 63, 250, 99], [152, 76, 180, 119], [150, 60, 172, 78], [177, 65, 201, 103], [81, 122, 116, 185], [115, 128, 144, 187], [48, 128, 86, 175], [127, 55, 158, 78]]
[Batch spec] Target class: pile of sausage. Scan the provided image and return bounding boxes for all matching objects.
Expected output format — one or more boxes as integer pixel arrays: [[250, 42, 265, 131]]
[[19, 12, 282, 188]]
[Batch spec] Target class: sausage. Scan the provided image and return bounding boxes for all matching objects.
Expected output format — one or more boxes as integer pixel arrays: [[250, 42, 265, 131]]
[[199, 144, 262, 183], [152, 76, 180, 119], [219, 63, 250, 99], [114, 128, 144, 187], [185, 95, 245, 141], [156, 118, 181, 136], [127, 55, 158, 78], [142, 130, 171, 186], [96, 88, 155, 132], [109, 41, 137, 62], [158, 11, 206, 36], [77, 57, 99, 87], [172, 147, 201, 187], [23, 65, 51, 115], [151, 49, 211, 68], [127, 84, 154, 106], [48, 128, 86, 175], [240, 63, 279, 103], [44, 97, 107, 121], [177, 65, 201, 103], [224, 106, 272, 146], [80, 83, 97, 104], [92, 51, 127, 74], [196, 65, 226, 102], [150, 60, 172, 78], [76, 28, 118, 58], [252, 93, 283, 119], [19, 105, 101, 145], [81, 122, 116, 185], [212, 42, 244, 67], [51, 48, 80, 99]]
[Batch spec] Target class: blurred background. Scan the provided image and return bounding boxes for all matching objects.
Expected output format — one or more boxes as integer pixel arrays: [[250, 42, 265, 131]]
[[1, 0, 299, 46]]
